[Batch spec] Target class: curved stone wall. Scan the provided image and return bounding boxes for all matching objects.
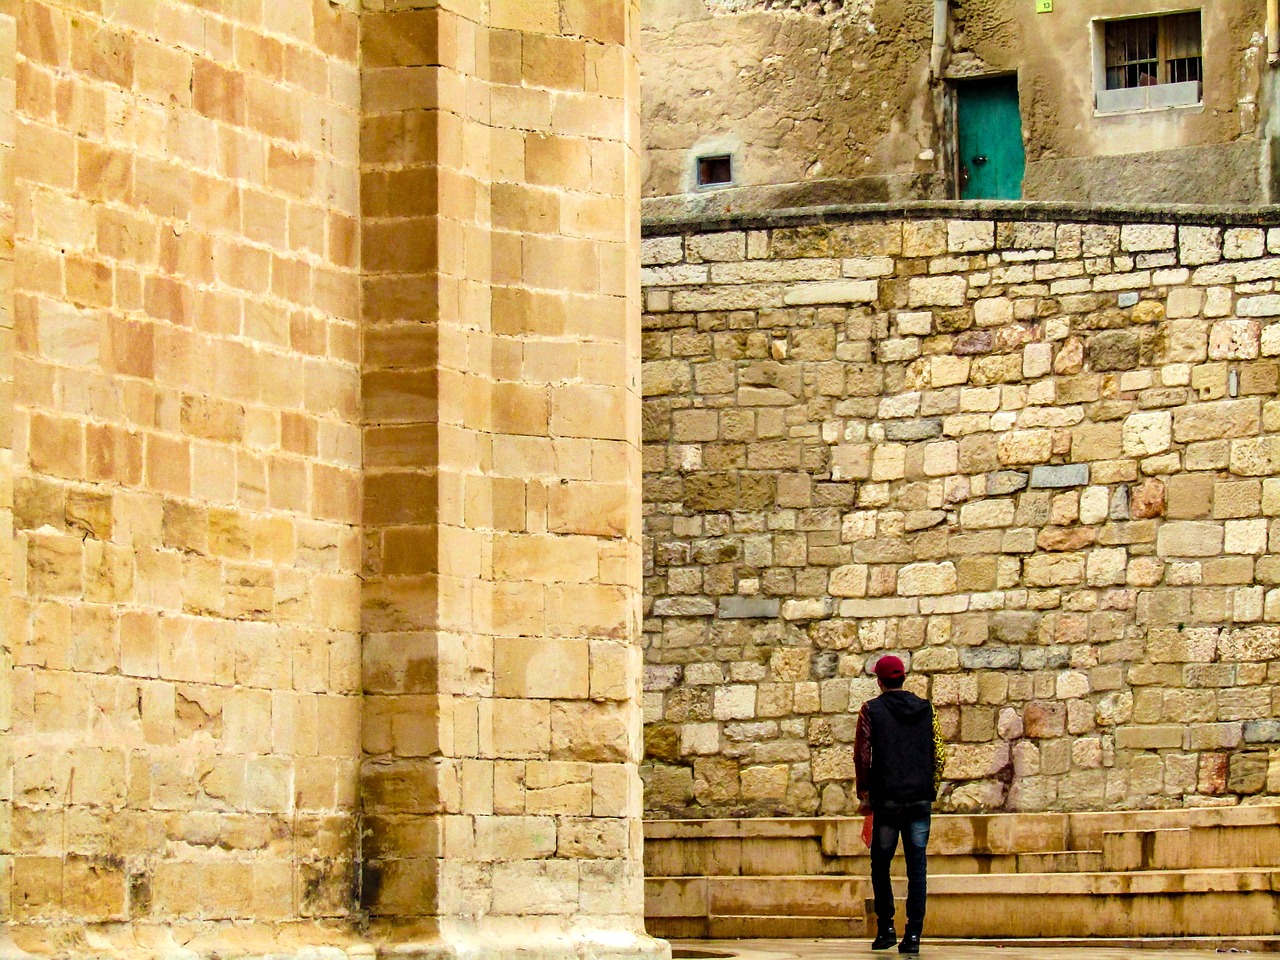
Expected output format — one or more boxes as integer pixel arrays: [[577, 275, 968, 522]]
[[641, 204, 1280, 818]]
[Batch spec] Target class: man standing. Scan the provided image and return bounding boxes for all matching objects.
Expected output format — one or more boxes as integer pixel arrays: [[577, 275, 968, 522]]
[[854, 655, 947, 954]]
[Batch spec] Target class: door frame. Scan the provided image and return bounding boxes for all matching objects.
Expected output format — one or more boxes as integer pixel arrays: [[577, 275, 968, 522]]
[[949, 71, 1025, 201]]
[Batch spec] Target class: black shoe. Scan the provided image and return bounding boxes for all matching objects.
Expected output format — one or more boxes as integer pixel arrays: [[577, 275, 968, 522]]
[[898, 927, 921, 954], [871, 924, 897, 950]]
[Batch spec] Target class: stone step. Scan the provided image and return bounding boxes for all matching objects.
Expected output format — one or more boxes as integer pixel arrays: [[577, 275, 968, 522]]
[[648, 806, 1280, 844], [647, 807, 1280, 871], [933, 937, 1280, 951], [647, 844, 1111, 877], [647, 875, 867, 923], [649, 868, 1280, 940], [704, 916, 867, 939], [648, 825, 1280, 878], [876, 869, 1280, 938], [668, 937, 1280, 953], [1016, 850, 1105, 872], [1103, 823, 1280, 871], [645, 839, 1033, 877]]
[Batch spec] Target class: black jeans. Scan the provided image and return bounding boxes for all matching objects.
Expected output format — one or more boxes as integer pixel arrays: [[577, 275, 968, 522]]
[[870, 800, 932, 930]]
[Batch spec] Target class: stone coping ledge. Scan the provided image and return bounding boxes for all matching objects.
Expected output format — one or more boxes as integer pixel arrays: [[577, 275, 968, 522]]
[[642, 200, 1280, 238]]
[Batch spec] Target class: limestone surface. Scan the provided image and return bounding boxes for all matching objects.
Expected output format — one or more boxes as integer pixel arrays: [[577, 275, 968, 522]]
[[642, 213, 1280, 819]]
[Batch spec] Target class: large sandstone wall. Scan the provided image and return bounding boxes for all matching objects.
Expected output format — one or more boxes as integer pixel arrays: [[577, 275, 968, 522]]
[[0, 0, 13, 923], [8, 0, 364, 936], [359, 0, 657, 953], [5, 2, 661, 958], [641, 208, 1280, 819]]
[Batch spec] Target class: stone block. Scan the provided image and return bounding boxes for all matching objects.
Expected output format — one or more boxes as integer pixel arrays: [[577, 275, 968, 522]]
[[1120, 223, 1175, 251], [784, 279, 877, 305], [908, 275, 967, 307], [1230, 436, 1280, 476], [718, 597, 781, 619], [1208, 319, 1261, 360], [1115, 725, 1183, 749], [959, 499, 1016, 528], [468, 613, 567, 686], [897, 562, 957, 596], [1173, 399, 1261, 443], [1156, 521, 1224, 557], [1179, 225, 1222, 264], [977, 473, 1023, 499], [687, 232, 746, 262], [884, 418, 942, 441], [1237, 295, 1280, 317], [944, 742, 1010, 779], [997, 430, 1052, 466], [1029, 464, 1089, 488], [1243, 720, 1280, 743], [948, 220, 995, 252], [1089, 332, 1142, 373], [713, 685, 757, 721], [973, 297, 1012, 325], [1023, 554, 1085, 587], [1122, 411, 1172, 457]]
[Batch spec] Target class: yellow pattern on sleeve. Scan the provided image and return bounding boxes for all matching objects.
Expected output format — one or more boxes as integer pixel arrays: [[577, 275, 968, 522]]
[[932, 708, 947, 790]]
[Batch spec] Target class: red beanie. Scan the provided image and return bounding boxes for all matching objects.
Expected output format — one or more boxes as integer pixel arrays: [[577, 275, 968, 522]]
[[874, 655, 906, 681]]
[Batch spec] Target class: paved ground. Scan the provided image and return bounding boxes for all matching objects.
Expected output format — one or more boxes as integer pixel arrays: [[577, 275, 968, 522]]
[[670, 940, 1278, 959]]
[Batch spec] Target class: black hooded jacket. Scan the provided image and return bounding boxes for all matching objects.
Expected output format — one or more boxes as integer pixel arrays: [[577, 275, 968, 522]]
[[858, 690, 939, 809]]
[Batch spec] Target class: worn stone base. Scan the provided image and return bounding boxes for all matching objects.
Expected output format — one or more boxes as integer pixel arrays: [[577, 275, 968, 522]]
[[0, 922, 670, 960], [1023, 141, 1264, 205], [645, 809, 1280, 940]]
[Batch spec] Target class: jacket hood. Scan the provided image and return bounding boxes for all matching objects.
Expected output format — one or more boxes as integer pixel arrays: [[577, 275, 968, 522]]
[[879, 689, 930, 724]]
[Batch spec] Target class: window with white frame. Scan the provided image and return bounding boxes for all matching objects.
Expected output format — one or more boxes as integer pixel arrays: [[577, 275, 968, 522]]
[[1095, 11, 1202, 114]]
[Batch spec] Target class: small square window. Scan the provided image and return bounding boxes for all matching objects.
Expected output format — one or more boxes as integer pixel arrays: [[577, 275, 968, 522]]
[[697, 155, 733, 187], [1096, 12, 1202, 113]]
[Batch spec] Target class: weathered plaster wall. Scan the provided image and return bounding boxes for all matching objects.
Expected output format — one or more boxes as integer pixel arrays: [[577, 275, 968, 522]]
[[641, 0, 1272, 204], [641, 0, 940, 199], [641, 207, 1280, 819], [953, 0, 1263, 164]]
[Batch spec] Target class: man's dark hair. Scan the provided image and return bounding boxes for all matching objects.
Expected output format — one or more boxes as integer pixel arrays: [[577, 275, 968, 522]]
[[880, 675, 905, 689]]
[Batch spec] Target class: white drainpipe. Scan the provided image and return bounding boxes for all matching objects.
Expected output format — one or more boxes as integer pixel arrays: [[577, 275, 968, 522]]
[[930, 0, 948, 79], [1270, 0, 1279, 65]]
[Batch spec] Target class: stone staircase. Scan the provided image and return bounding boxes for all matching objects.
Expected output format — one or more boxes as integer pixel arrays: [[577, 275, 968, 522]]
[[644, 807, 1280, 941]]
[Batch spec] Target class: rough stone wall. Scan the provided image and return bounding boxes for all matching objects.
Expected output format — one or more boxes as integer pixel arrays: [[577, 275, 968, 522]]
[[641, 209, 1280, 819]]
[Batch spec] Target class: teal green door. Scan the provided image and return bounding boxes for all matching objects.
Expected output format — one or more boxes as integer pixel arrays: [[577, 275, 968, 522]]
[[956, 76, 1025, 200]]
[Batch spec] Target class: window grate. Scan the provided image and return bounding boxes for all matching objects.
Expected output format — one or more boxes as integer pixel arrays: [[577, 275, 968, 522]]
[[1103, 12, 1201, 90]]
